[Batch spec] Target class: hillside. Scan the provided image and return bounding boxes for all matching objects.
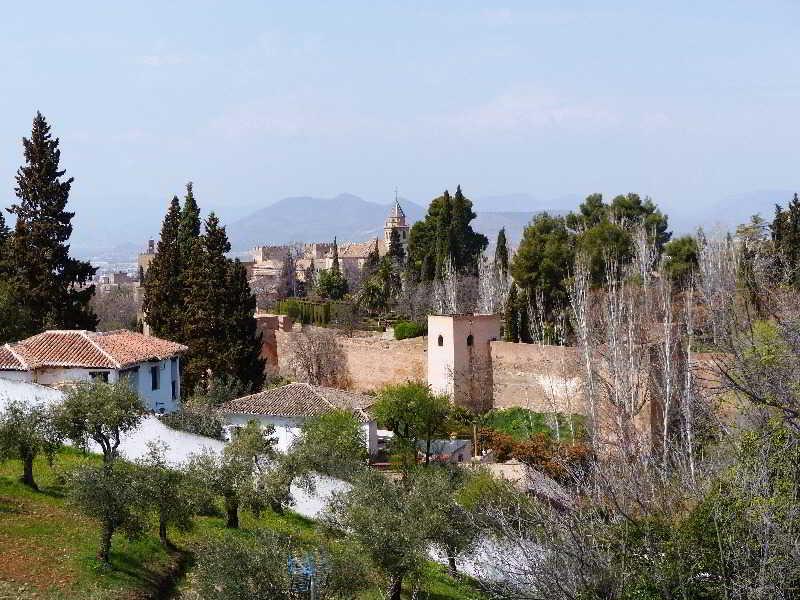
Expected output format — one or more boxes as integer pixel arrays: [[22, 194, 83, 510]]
[[225, 192, 553, 251]]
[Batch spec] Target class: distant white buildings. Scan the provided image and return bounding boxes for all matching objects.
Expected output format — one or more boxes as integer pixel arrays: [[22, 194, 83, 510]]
[[0, 330, 187, 413], [218, 382, 378, 455]]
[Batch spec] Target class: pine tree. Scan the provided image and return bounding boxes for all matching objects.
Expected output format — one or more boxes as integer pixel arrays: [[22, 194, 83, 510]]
[[495, 228, 509, 277], [142, 197, 183, 340], [504, 284, 520, 343], [388, 227, 405, 264], [772, 193, 800, 287], [5, 112, 97, 338]]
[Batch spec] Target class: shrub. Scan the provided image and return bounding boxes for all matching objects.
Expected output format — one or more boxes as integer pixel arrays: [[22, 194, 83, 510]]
[[394, 320, 426, 340]]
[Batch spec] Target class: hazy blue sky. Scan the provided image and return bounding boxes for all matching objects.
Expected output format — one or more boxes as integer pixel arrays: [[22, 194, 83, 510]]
[[1, 1, 798, 242]]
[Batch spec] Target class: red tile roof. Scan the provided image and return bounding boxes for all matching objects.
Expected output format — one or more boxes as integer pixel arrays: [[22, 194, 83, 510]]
[[0, 330, 187, 371], [219, 383, 374, 422]]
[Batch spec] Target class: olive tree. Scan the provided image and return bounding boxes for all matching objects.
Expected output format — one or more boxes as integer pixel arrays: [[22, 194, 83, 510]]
[[186, 420, 278, 528], [67, 461, 146, 566], [55, 380, 144, 464], [136, 442, 197, 548], [0, 399, 62, 490]]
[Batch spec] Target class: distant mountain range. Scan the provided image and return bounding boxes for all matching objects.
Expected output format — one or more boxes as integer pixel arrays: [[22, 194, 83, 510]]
[[225, 193, 554, 251], [69, 189, 799, 261]]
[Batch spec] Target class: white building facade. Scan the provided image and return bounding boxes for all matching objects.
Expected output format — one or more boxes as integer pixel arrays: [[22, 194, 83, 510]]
[[0, 330, 187, 413]]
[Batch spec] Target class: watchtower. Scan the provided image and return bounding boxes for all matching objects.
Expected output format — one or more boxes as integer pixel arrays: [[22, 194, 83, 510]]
[[427, 314, 501, 412]]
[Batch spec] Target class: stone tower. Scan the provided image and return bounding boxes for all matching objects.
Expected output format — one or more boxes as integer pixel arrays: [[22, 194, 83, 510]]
[[427, 314, 501, 412], [384, 196, 410, 254]]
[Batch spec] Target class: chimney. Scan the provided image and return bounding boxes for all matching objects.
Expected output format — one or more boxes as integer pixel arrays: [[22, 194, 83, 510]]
[[147, 239, 155, 253]]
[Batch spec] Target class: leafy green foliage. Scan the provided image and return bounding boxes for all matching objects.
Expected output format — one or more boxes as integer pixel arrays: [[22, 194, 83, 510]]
[[407, 186, 488, 280], [663, 235, 699, 287], [315, 266, 349, 300], [393, 320, 426, 340], [55, 380, 145, 464], [374, 382, 452, 467], [481, 407, 586, 442], [290, 410, 368, 481], [67, 461, 147, 565], [135, 442, 198, 547], [0, 400, 62, 490], [511, 213, 574, 325]]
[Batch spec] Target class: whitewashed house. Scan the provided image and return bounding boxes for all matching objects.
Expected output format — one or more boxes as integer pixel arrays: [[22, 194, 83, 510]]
[[219, 383, 378, 456], [0, 330, 187, 413]]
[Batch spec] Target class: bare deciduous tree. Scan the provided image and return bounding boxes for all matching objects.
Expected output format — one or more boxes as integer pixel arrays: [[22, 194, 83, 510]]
[[285, 328, 350, 388]]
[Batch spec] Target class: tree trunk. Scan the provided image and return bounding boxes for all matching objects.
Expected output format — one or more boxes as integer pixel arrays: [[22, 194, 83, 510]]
[[21, 454, 38, 491], [388, 573, 403, 600], [158, 516, 169, 548], [97, 520, 114, 565], [447, 552, 458, 578], [224, 495, 239, 529]]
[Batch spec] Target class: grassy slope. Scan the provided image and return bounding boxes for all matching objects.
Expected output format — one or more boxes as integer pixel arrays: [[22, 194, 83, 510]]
[[0, 449, 485, 600]]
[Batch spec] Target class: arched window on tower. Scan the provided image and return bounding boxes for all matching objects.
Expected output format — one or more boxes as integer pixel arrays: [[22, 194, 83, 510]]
[[467, 334, 474, 346], [437, 335, 444, 347]]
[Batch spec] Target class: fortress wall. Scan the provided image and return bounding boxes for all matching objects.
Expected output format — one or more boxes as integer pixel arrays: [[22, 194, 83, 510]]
[[489, 341, 585, 413], [273, 328, 427, 392]]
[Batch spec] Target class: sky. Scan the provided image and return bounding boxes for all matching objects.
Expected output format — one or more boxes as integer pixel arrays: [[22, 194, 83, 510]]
[[0, 1, 798, 247]]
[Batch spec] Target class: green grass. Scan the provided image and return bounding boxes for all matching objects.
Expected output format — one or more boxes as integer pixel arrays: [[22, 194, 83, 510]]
[[0, 449, 485, 599], [483, 407, 587, 442]]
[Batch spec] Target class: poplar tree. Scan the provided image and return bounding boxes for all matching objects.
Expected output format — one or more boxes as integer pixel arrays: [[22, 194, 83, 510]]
[[142, 197, 183, 340], [5, 112, 97, 338]]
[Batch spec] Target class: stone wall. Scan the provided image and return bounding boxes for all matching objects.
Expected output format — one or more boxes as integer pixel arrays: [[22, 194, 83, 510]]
[[489, 341, 584, 413], [273, 328, 427, 392]]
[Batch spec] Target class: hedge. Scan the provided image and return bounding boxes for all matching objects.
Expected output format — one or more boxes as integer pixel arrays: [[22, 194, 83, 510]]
[[394, 320, 427, 340]]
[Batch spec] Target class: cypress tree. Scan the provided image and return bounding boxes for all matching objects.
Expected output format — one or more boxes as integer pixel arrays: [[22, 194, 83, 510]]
[[178, 182, 201, 264], [434, 191, 453, 278], [388, 227, 405, 264], [6, 112, 97, 338], [182, 214, 233, 393], [495, 227, 509, 277], [331, 237, 341, 274], [365, 239, 380, 274], [772, 193, 800, 287], [223, 259, 265, 390], [518, 288, 532, 343], [142, 197, 183, 340], [504, 284, 520, 343], [450, 185, 468, 268], [421, 252, 435, 282]]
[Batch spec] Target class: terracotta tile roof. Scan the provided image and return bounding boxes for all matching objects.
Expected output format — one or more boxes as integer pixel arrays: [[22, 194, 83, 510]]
[[91, 330, 187, 368], [0, 330, 187, 371], [0, 345, 26, 370], [219, 383, 374, 422]]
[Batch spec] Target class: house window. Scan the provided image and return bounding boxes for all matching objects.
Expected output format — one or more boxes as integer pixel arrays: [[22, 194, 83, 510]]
[[437, 335, 444, 347], [89, 371, 109, 382], [150, 365, 160, 390], [467, 334, 474, 346]]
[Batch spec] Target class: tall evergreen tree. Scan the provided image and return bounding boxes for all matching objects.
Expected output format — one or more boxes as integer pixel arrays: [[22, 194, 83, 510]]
[[772, 194, 800, 288], [331, 237, 341, 274], [178, 182, 201, 264], [223, 259, 265, 389], [182, 214, 232, 393], [504, 284, 520, 343], [5, 112, 97, 339], [518, 288, 532, 343], [364, 238, 380, 274], [421, 252, 435, 282], [388, 227, 405, 264], [142, 197, 183, 340], [407, 187, 487, 280], [495, 228, 509, 277]]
